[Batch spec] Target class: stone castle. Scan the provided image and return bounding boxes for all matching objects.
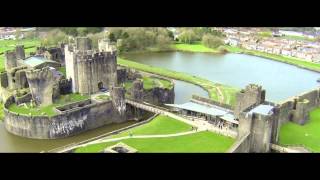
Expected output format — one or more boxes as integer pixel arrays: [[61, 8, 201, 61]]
[[65, 37, 118, 95], [1, 37, 174, 139]]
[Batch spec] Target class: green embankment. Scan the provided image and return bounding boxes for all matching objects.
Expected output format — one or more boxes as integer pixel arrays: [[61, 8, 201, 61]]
[[0, 39, 40, 72], [223, 46, 320, 72], [118, 58, 239, 106], [75, 131, 235, 153], [171, 42, 320, 72], [171, 42, 221, 53], [279, 108, 320, 152], [75, 115, 235, 153], [58, 67, 66, 77], [111, 115, 192, 138], [0, 39, 40, 54], [8, 93, 89, 116]]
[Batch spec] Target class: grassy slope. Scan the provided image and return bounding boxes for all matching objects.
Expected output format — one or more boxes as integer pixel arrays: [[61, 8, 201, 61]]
[[75, 131, 235, 153], [8, 93, 89, 116], [111, 115, 192, 138], [118, 58, 239, 106], [172, 42, 221, 53], [58, 67, 66, 77], [171, 42, 320, 72], [0, 39, 40, 54], [223, 46, 320, 72], [0, 39, 40, 72], [279, 108, 320, 152]]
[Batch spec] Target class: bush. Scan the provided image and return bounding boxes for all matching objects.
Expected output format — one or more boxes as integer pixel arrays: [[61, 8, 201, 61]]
[[202, 34, 224, 49], [41, 29, 67, 46]]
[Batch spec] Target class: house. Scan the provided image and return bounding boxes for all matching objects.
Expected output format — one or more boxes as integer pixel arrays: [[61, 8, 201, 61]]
[[281, 49, 292, 56]]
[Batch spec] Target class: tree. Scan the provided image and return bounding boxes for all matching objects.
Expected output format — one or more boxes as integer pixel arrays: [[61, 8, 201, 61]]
[[178, 29, 197, 44], [109, 32, 116, 42], [41, 29, 67, 46], [77, 27, 89, 36], [202, 34, 224, 49]]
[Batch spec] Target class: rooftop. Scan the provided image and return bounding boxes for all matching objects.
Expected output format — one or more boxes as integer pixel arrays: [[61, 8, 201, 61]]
[[23, 56, 57, 67], [248, 104, 274, 116], [165, 102, 238, 124]]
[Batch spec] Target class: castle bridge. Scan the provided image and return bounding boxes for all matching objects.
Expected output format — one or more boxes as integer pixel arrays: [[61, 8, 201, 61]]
[[125, 98, 238, 138]]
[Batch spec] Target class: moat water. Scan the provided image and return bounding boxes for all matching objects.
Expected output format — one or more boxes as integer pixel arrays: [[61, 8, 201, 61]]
[[0, 121, 136, 152], [1, 52, 319, 152], [125, 52, 320, 102]]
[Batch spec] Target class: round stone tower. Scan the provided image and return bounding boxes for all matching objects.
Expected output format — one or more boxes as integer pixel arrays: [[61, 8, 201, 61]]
[[4, 51, 17, 70]]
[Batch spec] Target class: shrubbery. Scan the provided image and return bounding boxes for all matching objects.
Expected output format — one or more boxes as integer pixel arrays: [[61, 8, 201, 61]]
[[202, 34, 224, 49]]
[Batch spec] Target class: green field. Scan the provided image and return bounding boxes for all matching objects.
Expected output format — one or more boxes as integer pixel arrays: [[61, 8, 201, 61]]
[[280, 35, 316, 42], [171, 42, 320, 73], [75, 131, 235, 153], [172, 42, 221, 53], [124, 76, 173, 91], [94, 94, 110, 101], [118, 58, 239, 106], [223, 45, 320, 72], [75, 115, 235, 153], [8, 93, 89, 116], [58, 66, 66, 77], [0, 39, 40, 72], [279, 108, 320, 152], [0, 39, 40, 54], [111, 115, 192, 138]]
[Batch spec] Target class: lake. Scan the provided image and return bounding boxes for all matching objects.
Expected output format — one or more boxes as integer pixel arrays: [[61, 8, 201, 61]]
[[125, 52, 320, 102]]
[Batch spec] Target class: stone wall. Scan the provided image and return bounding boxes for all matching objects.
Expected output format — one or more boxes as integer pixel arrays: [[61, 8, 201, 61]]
[[59, 78, 72, 95], [143, 87, 175, 105], [26, 67, 57, 106], [117, 67, 127, 84], [4, 95, 127, 139], [15, 93, 32, 105], [227, 133, 251, 153], [237, 103, 280, 153], [191, 95, 233, 110], [0, 72, 8, 88], [277, 88, 320, 125], [65, 37, 118, 95], [15, 45, 25, 60], [4, 51, 17, 70], [234, 84, 265, 118]]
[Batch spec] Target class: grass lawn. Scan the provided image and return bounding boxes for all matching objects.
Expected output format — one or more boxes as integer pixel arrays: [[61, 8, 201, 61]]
[[118, 58, 239, 106], [279, 108, 320, 152], [223, 45, 320, 72], [0, 39, 40, 72], [142, 76, 173, 90], [8, 93, 89, 116], [75, 131, 235, 153], [0, 39, 40, 54], [111, 115, 192, 138], [172, 42, 221, 53], [280, 35, 316, 42], [171, 42, 320, 73], [94, 94, 110, 101], [124, 76, 173, 91], [58, 66, 66, 77]]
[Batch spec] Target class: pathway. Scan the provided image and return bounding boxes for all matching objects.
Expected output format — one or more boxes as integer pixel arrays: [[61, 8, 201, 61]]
[[81, 130, 202, 148]]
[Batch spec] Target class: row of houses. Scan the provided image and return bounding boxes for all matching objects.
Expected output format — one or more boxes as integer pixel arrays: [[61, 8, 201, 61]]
[[223, 28, 320, 63], [0, 27, 36, 40]]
